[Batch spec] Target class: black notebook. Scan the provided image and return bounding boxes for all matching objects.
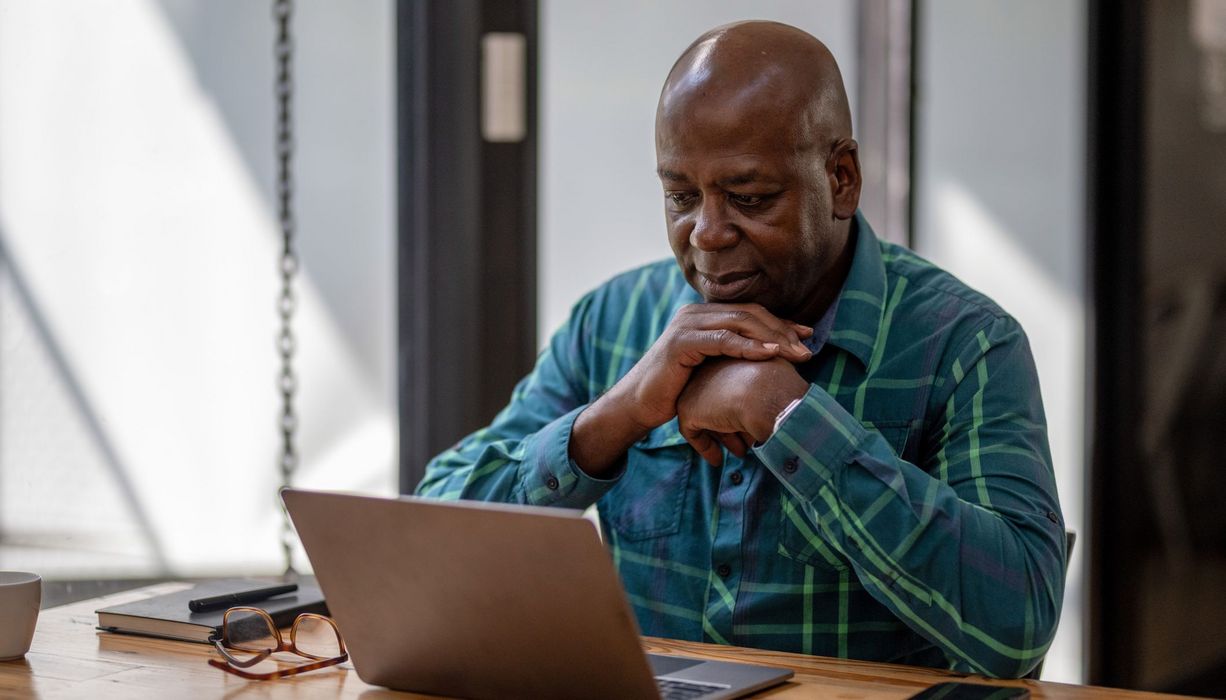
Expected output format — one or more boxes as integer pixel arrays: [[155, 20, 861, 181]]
[[96, 579, 328, 644]]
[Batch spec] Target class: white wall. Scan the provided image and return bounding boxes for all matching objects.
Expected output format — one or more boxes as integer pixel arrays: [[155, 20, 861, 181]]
[[0, 0, 396, 576], [539, 0, 859, 343], [913, 0, 1087, 684]]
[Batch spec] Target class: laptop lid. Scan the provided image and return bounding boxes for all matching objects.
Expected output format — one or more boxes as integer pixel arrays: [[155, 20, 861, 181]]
[[283, 488, 792, 700], [283, 488, 660, 699]]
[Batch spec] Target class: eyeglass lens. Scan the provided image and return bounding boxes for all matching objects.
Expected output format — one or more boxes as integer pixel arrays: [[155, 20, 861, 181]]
[[224, 610, 279, 656], [292, 616, 343, 659]]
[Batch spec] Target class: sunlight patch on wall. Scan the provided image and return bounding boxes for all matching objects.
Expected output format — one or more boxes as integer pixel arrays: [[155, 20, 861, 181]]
[[0, 1, 394, 576]]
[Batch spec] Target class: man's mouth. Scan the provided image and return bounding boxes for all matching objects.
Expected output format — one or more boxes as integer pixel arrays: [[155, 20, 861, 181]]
[[697, 270, 761, 302]]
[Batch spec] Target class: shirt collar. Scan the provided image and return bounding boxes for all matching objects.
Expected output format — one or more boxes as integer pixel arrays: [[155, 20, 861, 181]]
[[801, 288, 838, 355], [825, 211, 887, 369]]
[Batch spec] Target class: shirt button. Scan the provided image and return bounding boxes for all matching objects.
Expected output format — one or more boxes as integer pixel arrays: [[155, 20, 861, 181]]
[[1047, 511, 1060, 524], [545, 475, 559, 490], [783, 457, 799, 474], [729, 471, 743, 486], [716, 564, 732, 578]]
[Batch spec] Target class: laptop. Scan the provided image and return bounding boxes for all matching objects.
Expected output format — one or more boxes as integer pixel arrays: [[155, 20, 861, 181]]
[[282, 488, 793, 700]]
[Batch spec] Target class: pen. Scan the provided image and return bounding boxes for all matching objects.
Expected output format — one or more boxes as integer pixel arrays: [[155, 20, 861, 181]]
[[188, 583, 299, 613]]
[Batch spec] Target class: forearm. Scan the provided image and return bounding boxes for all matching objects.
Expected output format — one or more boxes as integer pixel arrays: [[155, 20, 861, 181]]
[[568, 388, 655, 478]]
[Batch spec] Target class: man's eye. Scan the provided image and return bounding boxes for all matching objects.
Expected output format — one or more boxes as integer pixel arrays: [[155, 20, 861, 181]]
[[667, 192, 696, 207], [730, 193, 763, 207]]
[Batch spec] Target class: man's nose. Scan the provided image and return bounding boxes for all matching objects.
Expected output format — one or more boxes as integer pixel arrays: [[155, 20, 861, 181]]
[[689, 197, 738, 251]]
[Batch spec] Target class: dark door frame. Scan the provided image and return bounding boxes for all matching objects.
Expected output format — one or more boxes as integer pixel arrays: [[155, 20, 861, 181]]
[[397, 0, 539, 492], [856, 0, 916, 248], [1086, 0, 1145, 687]]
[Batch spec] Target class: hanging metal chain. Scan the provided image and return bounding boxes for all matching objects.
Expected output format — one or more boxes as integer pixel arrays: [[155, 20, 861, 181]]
[[274, 0, 298, 576]]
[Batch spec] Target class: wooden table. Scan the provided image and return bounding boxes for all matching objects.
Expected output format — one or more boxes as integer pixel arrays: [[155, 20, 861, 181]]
[[0, 584, 1191, 699]]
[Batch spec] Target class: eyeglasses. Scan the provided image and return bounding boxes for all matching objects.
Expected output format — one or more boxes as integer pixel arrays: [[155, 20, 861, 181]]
[[206, 606, 348, 680]]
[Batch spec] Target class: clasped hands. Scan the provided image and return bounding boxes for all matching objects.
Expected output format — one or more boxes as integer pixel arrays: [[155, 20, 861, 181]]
[[605, 303, 813, 468]]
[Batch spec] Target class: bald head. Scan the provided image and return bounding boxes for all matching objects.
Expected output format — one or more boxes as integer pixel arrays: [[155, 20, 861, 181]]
[[658, 21, 852, 150]]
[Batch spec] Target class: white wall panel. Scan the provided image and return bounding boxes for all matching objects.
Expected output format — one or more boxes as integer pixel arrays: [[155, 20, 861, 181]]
[[914, 0, 1087, 683]]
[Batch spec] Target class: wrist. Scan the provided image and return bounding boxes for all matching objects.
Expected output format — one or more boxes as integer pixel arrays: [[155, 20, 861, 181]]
[[569, 392, 653, 477], [601, 384, 658, 435], [749, 377, 809, 442]]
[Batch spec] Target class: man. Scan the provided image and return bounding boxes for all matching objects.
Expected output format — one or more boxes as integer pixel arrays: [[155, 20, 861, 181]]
[[417, 21, 1065, 679]]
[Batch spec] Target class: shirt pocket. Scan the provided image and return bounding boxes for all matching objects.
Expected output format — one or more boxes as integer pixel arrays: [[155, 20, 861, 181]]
[[602, 423, 693, 541], [776, 419, 915, 570]]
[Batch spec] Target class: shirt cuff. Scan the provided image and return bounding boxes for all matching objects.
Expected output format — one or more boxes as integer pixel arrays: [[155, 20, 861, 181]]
[[521, 404, 622, 508], [753, 384, 869, 492], [772, 397, 804, 436]]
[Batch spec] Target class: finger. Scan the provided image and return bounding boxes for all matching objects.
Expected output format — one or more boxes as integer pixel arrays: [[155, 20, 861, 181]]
[[738, 431, 758, 449], [782, 339, 813, 363], [673, 329, 785, 367], [709, 309, 808, 358], [718, 432, 749, 458], [791, 323, 815, 339], [682, 425, 724, 467], [682, 304, 812, 361]]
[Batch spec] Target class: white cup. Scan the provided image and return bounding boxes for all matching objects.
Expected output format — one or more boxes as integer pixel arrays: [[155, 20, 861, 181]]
[[0, 571, 41, 660]]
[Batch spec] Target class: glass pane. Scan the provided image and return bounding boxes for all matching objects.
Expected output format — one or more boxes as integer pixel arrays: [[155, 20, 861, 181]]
[[292, 616, 342, 659], [224, 610, 278, 654]]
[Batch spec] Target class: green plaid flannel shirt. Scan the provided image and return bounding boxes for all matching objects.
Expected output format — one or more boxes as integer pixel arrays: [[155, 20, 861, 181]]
[[417, 212, 1066, 678]]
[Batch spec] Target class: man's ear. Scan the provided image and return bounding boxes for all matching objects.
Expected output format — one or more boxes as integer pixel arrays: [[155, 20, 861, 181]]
[[827, 138, 861, 220]]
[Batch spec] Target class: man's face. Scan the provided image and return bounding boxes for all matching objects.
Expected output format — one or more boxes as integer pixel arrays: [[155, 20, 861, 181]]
[[656, 95, 842, 323]]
